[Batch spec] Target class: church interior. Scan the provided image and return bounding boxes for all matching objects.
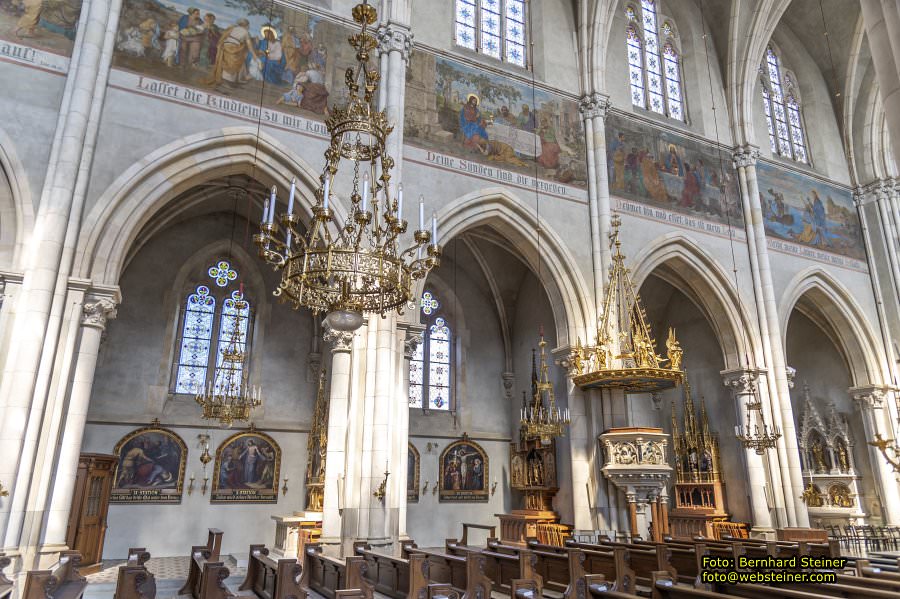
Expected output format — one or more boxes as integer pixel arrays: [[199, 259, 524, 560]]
[[2, 0, 900, 597]]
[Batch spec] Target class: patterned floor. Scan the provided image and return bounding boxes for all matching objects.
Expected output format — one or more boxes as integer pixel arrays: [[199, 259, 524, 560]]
[[84, 555, 248, 598]]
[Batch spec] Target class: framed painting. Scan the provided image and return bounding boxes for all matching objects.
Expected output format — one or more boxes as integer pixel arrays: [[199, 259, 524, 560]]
[[211, 430, 281, 503], [407, 443, 420, 503], [439, 434, 489, 502], [111, 423, 187, 503]]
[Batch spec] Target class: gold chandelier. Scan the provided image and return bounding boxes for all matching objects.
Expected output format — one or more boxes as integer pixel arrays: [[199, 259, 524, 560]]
[[194, 299, 262, 427], [567, 215, 684, 392], [734, 389, 780, 454], [255, 1, 439, 330], [521, 330, 570, 445]]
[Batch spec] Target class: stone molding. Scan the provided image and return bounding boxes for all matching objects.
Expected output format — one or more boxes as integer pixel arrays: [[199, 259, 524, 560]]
[[721, 367, 767, 396], [732, 145, 760, 169], [850, 385, 894, 411]]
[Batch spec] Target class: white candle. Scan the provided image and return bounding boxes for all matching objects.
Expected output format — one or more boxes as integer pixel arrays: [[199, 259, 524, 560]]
[[362, 172, 370, 211], [397, 183, 403, 217], [262, 198, 269, 222], [419, 196, 425, 230], [323, 178, 330, 211], [287, 178, 296, 215], [268, 186, 277, 223], [286, 230, 292, 248], [432, 213, 437, 243]]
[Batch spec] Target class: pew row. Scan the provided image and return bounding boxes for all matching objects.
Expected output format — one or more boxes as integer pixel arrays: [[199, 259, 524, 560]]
[[114, 547, 156, 599], [239, 544, 307, 599], [300, 544, 374, 599], [22, 551, 87, 599], [179, 528, 225, 598]]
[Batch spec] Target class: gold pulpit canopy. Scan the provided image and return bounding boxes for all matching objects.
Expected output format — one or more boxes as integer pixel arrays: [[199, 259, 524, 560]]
[[568, 215, 684, 392]]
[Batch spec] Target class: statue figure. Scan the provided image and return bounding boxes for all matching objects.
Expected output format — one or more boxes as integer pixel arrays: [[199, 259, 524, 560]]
[[571, 339, 585, 375], [666, 328, 683, 371], [829, 484, 853, 508], [837, 442, 850, 473], [802, 483, 823, 507], [634, 336, 652, 368], [811, 439, 828, 473]]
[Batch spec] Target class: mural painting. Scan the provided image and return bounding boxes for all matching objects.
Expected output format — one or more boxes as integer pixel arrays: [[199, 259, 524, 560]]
[[0, 0, 82, 56], [112, 0, 345, 118], [407, 443, 419, 503], [439, 435, 488, 502], [111, 423, 187, 503], [757, 162, 863, 261], [211, 430, 281, 503], [605, 114, 741, 227], [405, 51, 587, 187]]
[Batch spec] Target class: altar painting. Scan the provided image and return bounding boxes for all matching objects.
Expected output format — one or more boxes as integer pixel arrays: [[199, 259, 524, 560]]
[[111, 424, 187, 503], [439, 437, 489, 502], [756, 162, 863, 261], [405, 51, 587, 187], [112, 0, 346, 117], [0, 0, 82, 57], [407, 443, 419, 503], [211, 430, 280, 503], [605, 114, 741, 227]]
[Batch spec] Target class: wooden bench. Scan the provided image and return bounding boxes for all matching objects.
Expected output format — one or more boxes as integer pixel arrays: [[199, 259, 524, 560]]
[[238, 544, 306, 599], [0, 553, 13, 599], [460, 523, 496, 546], [301, 544, 373, 599], [22, 550, 87, 599], [178, 528, 231, 599], [525, 538, 635, 595], [443, 538, 542, 595], [114, 547, 156, 599]]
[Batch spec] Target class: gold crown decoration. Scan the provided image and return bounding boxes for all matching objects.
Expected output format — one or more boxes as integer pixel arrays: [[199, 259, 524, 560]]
[[255, 1, 439, 323], [567, 214, 684, 392]]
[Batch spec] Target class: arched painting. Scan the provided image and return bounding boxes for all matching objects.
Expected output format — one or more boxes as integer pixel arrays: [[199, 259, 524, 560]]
[[111, 422, 187, 503], [408, 443, 420, 503], [212, 430, 281, 503], [439, 435, 489, 502]]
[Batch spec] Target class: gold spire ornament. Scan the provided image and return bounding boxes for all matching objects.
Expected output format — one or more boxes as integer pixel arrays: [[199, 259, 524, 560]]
[[568, 215, 684, 391], [304, 368, 329, 512], [194, 297, 262, 427], [255, 1, 439, 331], [520, 329, 570, 445]]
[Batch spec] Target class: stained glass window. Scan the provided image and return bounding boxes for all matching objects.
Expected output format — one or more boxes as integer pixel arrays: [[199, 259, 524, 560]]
[[760, 46, 808, 163], [455, 0, 528, 67], [408, 293, 452, 411], [172, 261, 254, 395], [421, 291, 440, 315], [625, 2, 684, 121]]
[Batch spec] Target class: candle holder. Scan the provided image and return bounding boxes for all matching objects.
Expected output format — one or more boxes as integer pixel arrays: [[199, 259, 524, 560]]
[[187, 474, 196, 496], [201, 476, 209, 496], [282, 478, 289, 496], [422, 480, 430, 494], [0, 481, 9, 497], [491, 481, 498, 496], [373, 469, 390, 502]]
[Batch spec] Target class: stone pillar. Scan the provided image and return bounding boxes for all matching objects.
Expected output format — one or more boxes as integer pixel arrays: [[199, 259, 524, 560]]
[[377, 22, 412, 192], [395, 327, 422, 540], [626, 494, 638, 538], [867, 180, 900, 304], [565, 381, 595, 532], [733, 145, 806, 527], [321, 324, 355, 550], [42, 294, 118, 549], [722, 368, 775, 536], [861, 0, 900, 167], [851, 386, 900, 524]]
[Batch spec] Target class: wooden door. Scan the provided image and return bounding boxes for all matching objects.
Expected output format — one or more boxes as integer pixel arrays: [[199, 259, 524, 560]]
[[66, 453, 116, 570]]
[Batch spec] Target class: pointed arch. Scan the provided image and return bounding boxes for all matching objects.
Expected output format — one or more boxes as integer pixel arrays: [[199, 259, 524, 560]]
[[0, 126, 35, 268], [630, 232, 760, 370], [75, 127, 348, 286], [431, 187, 592, 348], [780, 268, 888, 386]]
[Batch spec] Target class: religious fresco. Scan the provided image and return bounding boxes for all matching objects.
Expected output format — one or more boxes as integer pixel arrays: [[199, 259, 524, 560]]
[[112, 0, 346, 118], [0, 0, 82, 57], [111, 423, 187, 503], [756, 162, 863, 261], [439, 435, 488, 503], [605, 114, 742, 227], [407, 443, 419, 503], [211, 430, 280, 503], [405, 51, 587, 187]]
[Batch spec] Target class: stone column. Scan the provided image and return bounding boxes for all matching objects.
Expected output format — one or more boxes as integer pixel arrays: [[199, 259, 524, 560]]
[[42, 294, 118, 549], [861, 0, 900, 166], [733, 145, 806, 527], [377, 22, 412, 192], [851, 386, 900, 524], [722, 368, 775, 536], [626, 494, 638, 538], [565, 381, 595, 532], [395, 327, 422, 540], [867, 181, 900, 304], [321, 324, 355, 550]]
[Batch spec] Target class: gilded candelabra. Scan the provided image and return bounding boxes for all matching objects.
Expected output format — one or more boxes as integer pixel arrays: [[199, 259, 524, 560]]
[[194, 301, 262, 427], [734, 391, 781, 454], [520, 330, 570, 445], [255, 1, 439, 330]]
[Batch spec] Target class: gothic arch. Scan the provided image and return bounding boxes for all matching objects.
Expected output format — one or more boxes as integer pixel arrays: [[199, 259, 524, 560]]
[[431, 187, 592, 348], [780, 268, 887, 386], [0, 127, 35, 268], [75, 127, 348, 286], [630, 233, 760, 370]]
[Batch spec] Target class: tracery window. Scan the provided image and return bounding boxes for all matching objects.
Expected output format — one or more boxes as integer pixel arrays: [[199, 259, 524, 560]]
[[760, 46, 808, 163], [172, 260, 253, 395], [409, 293, 453, 411], [625, 1, 684, 120], [455, 0, 528, 67]]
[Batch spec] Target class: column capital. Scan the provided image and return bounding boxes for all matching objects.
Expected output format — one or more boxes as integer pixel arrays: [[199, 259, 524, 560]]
[[323, 325, 354, 353], [785, 366, 796, 389], [377, 22, 413, 61], [731, 145, 760, 169], [721, 367, 767, 395], [403, 331, 423, 359], [501, 371, 515, 400], [579, 93, 611, 120], [81, 296, 118, 330], [860, 179, 893, 203], [850, 384, 896, 410]]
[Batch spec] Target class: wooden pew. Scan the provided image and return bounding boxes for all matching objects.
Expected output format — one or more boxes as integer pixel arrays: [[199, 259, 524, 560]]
[[445, 538, 542, 595], [195, 561, 236, 599], [114, 547, 156, 599], [854, 558, 900, 582], [238, 544, 306, 599], [22, 550, 87, 599], [179, 528, 225, 598], [300, 544, 373, 599], [523, 538, 635, 595], [353, 541, 429, 599], [0, 553, 13, 599]]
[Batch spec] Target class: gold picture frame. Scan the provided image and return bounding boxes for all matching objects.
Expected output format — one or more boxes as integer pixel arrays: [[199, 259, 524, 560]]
[[111, 422, 187, 504], [407, 443, 420, 503], [211, 430, 281, 503], [439, 434, 489, 503]]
